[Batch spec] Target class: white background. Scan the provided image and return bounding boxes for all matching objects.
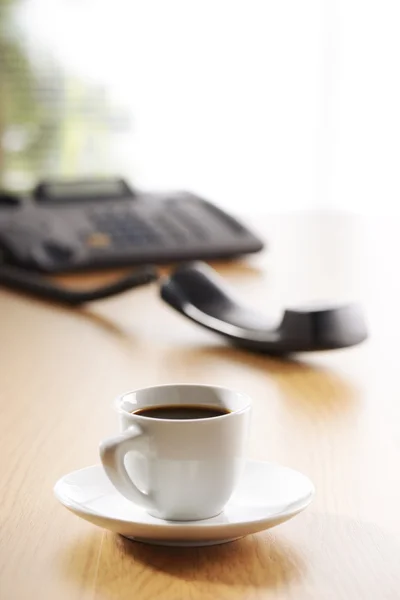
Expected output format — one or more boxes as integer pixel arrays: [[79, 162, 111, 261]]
[[20, 0, 400, 214]]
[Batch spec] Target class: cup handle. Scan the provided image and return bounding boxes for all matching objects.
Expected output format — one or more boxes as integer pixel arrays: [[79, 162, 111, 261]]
[[99, 425, 153, 510]]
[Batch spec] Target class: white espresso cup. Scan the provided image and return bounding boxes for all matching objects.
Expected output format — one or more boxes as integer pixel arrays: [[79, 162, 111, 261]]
[[99, 384, 251, 521]]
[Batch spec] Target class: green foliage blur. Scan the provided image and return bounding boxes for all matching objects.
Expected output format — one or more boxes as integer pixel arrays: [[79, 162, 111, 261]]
[[0, 0, 131, 190], [0, 0, 59, 186]]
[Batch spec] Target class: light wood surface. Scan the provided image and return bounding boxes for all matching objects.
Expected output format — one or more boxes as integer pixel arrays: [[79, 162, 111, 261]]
[[1, 213, 399, 600]]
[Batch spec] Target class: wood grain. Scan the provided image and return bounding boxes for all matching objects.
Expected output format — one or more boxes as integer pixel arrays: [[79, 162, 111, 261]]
[[1, 213, 400, 600]]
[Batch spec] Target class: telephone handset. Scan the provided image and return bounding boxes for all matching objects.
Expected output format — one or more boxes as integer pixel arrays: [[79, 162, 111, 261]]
[[160, 262, 368, 353]]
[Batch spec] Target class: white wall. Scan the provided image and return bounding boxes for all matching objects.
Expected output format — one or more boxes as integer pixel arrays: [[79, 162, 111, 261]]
[[20, 0, 400, 214]]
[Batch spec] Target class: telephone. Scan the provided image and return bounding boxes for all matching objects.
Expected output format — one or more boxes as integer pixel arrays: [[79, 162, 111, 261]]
[[0, 178, 263, 272], [0, 178, 263, 303], [0, 180, 367, 354]]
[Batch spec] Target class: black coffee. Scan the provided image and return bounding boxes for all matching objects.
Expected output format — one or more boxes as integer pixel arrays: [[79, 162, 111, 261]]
[[133, 404, 230, 420]]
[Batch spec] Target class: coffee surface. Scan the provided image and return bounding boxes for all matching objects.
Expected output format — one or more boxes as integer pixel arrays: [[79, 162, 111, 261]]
[[132, 404, 230, 420]]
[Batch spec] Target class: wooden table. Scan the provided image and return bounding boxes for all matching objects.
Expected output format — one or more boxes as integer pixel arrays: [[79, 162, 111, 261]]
[[1, 213, 399, 600]]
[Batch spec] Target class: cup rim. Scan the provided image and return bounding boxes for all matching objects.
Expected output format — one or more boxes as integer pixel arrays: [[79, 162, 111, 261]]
[[114, 383, 252, 423]]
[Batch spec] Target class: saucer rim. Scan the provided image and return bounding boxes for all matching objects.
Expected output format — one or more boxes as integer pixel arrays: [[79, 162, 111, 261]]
[[54, 460, 315, 529]]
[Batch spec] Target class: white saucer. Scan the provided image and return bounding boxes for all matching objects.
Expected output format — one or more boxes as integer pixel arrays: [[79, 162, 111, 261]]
[[54, 461, 314, 547]]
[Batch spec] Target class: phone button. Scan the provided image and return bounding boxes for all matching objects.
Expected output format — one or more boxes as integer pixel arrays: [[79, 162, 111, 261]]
[[42, 240, 75, 263]]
